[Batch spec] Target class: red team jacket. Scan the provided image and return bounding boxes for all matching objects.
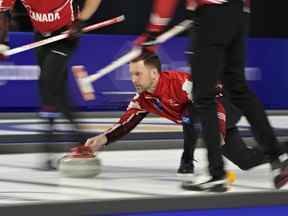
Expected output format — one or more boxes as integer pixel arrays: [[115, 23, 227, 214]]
[[104, 71, 226, 144], [0, 0, 76, 33]]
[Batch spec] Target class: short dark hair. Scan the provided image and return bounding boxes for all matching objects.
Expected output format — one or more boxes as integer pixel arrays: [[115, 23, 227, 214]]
[[131, 52, 161, 72]]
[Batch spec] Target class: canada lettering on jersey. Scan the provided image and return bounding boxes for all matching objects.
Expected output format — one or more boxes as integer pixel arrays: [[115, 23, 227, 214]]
[[14, 0, 75, 33], [30, 11, 60, 23]]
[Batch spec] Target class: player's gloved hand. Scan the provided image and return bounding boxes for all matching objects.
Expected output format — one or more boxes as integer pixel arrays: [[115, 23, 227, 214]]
[[67, 19, 86, 39], [186, 9, 196, 20], [70, 145, 94, 158], [84, 134, 107, 152], [134, 27, 162, 53]]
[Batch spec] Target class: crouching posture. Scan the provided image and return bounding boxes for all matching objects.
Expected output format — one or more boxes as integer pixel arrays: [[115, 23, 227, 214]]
[[82, 53, 268, 178]]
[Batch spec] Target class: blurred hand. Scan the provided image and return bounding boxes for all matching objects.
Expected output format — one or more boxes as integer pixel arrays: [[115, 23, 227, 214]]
[[67, 19, 86, 39], [134, 31, 161, 53], [84, 134, 107, 152], [0, 43, 9, 60], [70, 145, 94, 158]]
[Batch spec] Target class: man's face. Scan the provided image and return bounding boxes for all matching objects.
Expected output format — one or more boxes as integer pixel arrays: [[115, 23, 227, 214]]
[[129, 60, 157, 93]]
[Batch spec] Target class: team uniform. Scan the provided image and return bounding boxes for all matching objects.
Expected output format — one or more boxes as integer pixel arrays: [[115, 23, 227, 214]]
[[1, 0, 80, 116], [1, 0, 80, 118], [102, 71, 266, 171], [1, 0, 76, 33], [139, 0, 288, 188], [0, 0, 88, 168], [103, 71, 225, 143]]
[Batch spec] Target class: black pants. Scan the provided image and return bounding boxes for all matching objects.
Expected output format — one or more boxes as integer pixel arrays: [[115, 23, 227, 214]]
[[35, 33, 78, 121], [188, 0, 246, 177], [222, 127, 267, 170], [182, 119, 267, 171], [35, 33, 82, 152], [188, 0, 284, 177], [221, 29, 285, 160]]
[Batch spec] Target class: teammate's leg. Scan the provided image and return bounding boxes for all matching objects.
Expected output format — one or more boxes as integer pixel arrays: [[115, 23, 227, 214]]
[[223, 127, 267, 170], [189, 5, 232, 181], [223, 10, 288, 188], [178, 111, 199, 176]]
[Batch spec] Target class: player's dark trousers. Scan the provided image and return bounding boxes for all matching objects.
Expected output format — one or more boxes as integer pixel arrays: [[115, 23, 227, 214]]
[[223, 127, 267, 170], [221, 23, 285, 161], [35, 33, 78, 121], [188, 0, 245, 178], [183, 123, 267, 171], [35, 33, 83, 153]]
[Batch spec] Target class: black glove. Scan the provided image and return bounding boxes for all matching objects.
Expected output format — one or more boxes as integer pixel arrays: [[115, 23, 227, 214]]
[[67, 19, 86, 39], [186, 9, 196, 20]]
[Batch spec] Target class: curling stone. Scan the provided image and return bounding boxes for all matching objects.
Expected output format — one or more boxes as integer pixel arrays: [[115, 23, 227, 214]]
[[58, 155, 102, 178]]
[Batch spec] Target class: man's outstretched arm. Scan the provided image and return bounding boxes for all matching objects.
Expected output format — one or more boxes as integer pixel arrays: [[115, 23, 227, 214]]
[[85, 108, 148, 152]]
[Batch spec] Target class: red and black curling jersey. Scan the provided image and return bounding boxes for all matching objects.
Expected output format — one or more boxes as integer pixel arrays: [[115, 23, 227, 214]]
[[104, 71, 226, 144], [0, 0, 76, 33]]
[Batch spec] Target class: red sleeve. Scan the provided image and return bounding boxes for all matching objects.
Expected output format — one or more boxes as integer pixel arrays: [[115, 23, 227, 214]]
[[104, 97, 149, 144], [147, 0, 179, 32], [0, 0, 15, 12]]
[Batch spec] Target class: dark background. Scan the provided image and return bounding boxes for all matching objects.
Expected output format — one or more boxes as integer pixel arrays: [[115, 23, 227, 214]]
[[11, 0, 288, 37]]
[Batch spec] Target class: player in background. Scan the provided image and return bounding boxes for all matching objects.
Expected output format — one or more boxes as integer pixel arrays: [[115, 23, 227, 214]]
[[0, 0, 102, 169], [134, 0, 288, 189], [82, 53, 271, 185]]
